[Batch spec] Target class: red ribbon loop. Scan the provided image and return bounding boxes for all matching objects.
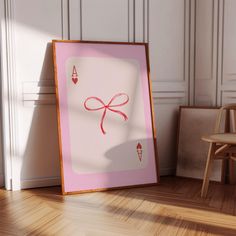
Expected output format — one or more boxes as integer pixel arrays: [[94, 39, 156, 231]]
[[84, 93, 129, 134]]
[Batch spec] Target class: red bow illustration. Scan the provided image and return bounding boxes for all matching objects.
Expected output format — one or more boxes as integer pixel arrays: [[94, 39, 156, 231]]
[[84, 93, 129, 134]]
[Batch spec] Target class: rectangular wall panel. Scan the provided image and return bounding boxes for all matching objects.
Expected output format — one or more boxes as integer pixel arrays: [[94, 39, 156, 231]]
[[222, 0, 236, 83], [195, 0, 214, 81], [69, 0, 81, 40], [194, 0, 218, 106], [149, 0, 185, 82], [80, 0, 132, 41], [218, 0, 236, 105]]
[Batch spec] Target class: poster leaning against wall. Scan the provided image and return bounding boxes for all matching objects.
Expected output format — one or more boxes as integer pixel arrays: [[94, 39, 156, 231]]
[[52, 40, 159, 194]]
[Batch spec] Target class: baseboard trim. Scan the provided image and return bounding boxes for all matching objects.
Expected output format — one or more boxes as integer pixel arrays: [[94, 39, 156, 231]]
[[160, 167, 176, 176], [0, 173, 4, 187], [19, 168, 175, 190], [21, 176, 61, 189]]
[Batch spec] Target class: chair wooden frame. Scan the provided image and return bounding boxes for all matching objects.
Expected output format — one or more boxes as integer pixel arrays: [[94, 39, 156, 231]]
[[201, 104, 236, 197]]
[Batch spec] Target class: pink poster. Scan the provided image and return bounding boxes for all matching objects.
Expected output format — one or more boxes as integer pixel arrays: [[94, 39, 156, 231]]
[[53, 40, 159, 194]]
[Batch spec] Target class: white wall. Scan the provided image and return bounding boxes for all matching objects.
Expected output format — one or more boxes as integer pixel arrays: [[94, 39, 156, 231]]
[[0, 0, 235, 189]]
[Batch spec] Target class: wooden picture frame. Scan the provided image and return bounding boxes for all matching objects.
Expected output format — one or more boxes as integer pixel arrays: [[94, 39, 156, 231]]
[[52, 40, 159, 194], [176, 106, 223, 182]]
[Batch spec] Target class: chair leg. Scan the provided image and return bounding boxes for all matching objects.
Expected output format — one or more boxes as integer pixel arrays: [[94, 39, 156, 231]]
[[201, 143, 216, 198], [221, 159, 227, 184], [229, 158, 236, 184]]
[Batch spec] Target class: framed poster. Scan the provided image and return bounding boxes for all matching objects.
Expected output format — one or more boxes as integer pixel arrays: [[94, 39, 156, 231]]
[[176, 106, 222, 182], [52, 40, 159, 194]]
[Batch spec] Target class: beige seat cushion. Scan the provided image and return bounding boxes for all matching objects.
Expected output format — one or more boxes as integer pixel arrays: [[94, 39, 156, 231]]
[[202, 133, 236, 144]]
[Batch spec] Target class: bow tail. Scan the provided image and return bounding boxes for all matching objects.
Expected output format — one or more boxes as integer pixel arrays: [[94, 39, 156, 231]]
[[100, 109, 107, 135], [108, 108, 128, 121]]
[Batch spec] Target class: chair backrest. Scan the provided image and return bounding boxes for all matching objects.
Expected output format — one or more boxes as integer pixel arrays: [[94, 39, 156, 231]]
[[214, 104, 236, 133]]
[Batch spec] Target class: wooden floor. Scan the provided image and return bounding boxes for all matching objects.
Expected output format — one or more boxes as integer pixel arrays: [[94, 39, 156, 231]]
[[1, 177, 236, 236]]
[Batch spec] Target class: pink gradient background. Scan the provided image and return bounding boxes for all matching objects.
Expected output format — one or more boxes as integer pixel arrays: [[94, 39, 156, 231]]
[[54, 42, 158, 193]]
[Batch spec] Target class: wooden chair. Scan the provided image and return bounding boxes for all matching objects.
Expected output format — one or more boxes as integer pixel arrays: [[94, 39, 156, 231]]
[[201, 104, 236, 197]]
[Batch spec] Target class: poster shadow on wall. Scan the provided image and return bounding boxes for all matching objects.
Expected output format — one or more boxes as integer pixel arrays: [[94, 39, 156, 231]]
[[20, 43, 61, 187]]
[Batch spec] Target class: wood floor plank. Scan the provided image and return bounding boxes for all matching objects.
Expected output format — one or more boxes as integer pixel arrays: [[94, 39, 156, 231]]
[[1, 177, 236, 235]]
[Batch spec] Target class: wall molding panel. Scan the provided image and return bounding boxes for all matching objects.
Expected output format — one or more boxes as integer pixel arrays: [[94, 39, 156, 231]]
[[69, 0, 82, 39], [222, 92, 236, 105], [218, 0, 236, 105], [148, 0, 188, 83], [61, 0, 69, 39], [22, 81, 56, 105], [188, 0, 196, 105], [194, 0, 218, 106], [134, 0, 144, 42], [194, 0, 236, 106], [72, 0, 134, 42]]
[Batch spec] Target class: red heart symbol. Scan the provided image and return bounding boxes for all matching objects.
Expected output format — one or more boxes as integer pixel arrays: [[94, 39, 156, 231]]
[[72, 78, 78, 84]]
